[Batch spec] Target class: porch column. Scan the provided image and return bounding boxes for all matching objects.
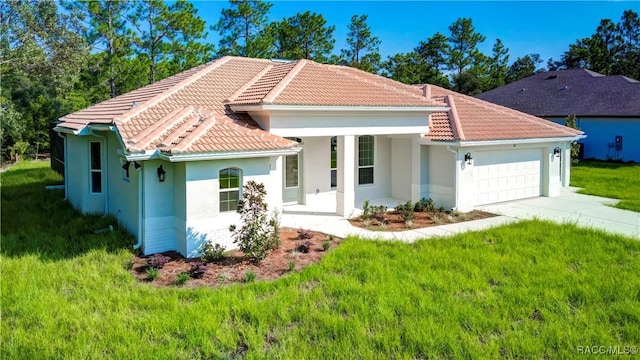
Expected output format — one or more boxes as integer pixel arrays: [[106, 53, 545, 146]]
[[562, 145, 571, 187], [337, 135, 355, 217], [410, 135, 421, 203]]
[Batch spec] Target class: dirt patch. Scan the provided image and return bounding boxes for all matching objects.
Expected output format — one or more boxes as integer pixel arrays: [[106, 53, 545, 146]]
[[349, 210, 495, 231], [130, 228, 341, 288]]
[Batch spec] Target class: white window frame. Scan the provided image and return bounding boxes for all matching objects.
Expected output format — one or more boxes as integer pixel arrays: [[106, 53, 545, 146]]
[[330, 136, 337, 189], [358, 135, 375, 186], [89, 141, 103, 194], [219, 168, 241, 212]]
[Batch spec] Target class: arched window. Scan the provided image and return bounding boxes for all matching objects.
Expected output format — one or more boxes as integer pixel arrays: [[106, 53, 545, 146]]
[[219, 168, 241, 212], [358, 135, 374, 185]]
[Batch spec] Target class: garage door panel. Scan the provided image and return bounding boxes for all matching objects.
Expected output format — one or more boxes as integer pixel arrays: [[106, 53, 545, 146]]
[[474, 149, 542, 206]]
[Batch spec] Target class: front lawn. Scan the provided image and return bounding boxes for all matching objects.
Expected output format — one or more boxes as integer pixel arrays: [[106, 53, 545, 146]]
[[571, 160, 640, 212], [2, 161, 639, 359]]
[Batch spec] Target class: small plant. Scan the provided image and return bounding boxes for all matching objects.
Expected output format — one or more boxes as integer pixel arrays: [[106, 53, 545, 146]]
[[372, 205, 388, 221], [244, 270, 256, 283], [322, 241, 331, 251], [414, 197, 435, 213], [200, 242, 226, 263], [268, 209, 281, 250], [216, 274, 227, 283], [295, 241, 312, 253], [124, 258, 134, 271], [148, 254, 170, 269], [146, 267, 158, 281], [362, 200, 373, 220], [397, 201, 415, 223], [328, 234, 334, 241], [297, 228, 313, 240], [188, 262, 207, 279], [176, 272, 190, 285], [437, 206, 446, 213], [288, 260, 295, 272]]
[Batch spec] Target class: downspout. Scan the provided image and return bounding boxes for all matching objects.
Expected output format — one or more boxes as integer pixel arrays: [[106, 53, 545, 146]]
[[446, 145, 459, 210], [134, 163, 144, 251], [56, 132, 68, 200], [89, 130, 109, 215]]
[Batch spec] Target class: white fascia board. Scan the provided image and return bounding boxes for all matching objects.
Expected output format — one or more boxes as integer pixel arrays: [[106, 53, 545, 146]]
[[422, 135, 586, 147], [272, 126, 428, 137], [230, 104, 449, 114], [159, 147, 301, 162], [53, 126, 84, 135], [122, 150, 159, 161]]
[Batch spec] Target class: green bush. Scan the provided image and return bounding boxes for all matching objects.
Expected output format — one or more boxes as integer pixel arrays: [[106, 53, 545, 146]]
[[244, 270, 256, 283], [396, 201, 415, 222], [361, 200, 373, 220], [200, 242, 226, 263], [146, 268, 158, 281], [175, 272, 190, 285], [322, 241, 331, 251], [414, 197, 435, 212], [288, 261, 295, 272], [229, 181, 279, 264]]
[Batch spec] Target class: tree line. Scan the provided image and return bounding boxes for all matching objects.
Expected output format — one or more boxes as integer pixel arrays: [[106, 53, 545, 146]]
[[1, 0, 638, 161]]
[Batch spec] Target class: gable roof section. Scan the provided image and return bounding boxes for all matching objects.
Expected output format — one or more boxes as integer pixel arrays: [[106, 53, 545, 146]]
[[476, 69, 640, 117], [421, 85, 583, 142]]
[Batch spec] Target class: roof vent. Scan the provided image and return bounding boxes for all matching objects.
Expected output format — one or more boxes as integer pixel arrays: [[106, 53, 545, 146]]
[[561, 85, 568, 90], [520, 88, 526, 92], [132, 101, 138, 108], [546, 74, 557, 79]]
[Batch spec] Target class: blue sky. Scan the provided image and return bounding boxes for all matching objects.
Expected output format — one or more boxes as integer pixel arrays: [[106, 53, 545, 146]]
[[192, 1, 639, 66]]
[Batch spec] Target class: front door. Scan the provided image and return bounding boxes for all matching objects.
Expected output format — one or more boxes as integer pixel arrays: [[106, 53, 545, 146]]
[[283, 152, 302, 203]]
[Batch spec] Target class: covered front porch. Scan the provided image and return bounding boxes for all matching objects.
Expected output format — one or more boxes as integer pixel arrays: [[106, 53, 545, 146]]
[[280, 134, 424, 218]]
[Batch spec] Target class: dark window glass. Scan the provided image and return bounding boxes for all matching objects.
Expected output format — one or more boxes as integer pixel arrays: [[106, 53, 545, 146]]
[[358, 136, 374, 184], [91, 172, 102, 193], [90, 142, 101, 170], [285, 154, 298, 188], [358, 167, 374, 185]]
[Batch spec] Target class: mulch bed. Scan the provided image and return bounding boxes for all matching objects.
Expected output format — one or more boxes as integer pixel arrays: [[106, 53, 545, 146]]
[[130, 228, 341, 288], [349, 210, 495, 231]]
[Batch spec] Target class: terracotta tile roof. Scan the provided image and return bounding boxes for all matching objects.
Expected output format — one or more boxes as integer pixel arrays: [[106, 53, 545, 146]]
[[59, 57, 298, 154], [228, 59, 440, 107], [420, 85, 584, 141], [476, 69, 640, 117]]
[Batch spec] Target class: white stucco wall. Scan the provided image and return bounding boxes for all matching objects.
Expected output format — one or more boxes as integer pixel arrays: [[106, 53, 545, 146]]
[[142, 159, 176, 255], [106, 132, 138, 237], [66, 134, 105, 214], [302, 137, 332, 207], [549, 117, 639, 162], [425, 145, 456, 210], [180, 157, 282, 258], [354, 135, 392, 207]]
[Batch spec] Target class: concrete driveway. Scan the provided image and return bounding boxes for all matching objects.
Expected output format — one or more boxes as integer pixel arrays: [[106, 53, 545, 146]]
[[475, 187, 640, 239]]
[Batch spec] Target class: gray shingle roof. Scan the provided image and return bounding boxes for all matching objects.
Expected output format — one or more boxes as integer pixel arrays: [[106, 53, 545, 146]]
[[476, 69, 640, 117]]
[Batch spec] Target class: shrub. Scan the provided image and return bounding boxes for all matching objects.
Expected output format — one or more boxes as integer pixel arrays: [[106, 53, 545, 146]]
[[414, 197, 435, 213], [229, 181, 279, 264], [267, 209, 281, 250], [188, 262, 207, 279], [200, 242, 226, 263], [146, 267, 158, 281], [322, 241, 331, 251], [148, 254, 170, 269], [297, 228, 313, 240], [295, 241, 312, 253], [361, 200, 373, 220], [288, 260, 295, 272], [244, 270, 256, 283], [372, 205, 388, 221], [437, 206, 446, 213], [328, 234, 334, 241], [397, 201, 415, 222], [176, 272, 190, 285]]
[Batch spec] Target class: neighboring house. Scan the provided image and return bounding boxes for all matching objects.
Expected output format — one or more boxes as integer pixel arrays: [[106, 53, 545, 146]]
[[477, 69, 640, 162], [55, 56, 582, 257]]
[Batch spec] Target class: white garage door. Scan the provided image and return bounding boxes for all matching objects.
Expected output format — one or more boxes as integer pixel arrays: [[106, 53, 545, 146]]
[[474, 149, 542, 205]]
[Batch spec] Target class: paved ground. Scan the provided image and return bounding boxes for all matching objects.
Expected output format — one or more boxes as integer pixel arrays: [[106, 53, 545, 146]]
[[282, 188, 640, 241], [476, 187, 640, 239]]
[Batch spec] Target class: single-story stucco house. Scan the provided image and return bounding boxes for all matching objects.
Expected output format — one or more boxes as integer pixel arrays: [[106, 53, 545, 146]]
[[477, 69, 640, 162], [55, 56, 583, 257]]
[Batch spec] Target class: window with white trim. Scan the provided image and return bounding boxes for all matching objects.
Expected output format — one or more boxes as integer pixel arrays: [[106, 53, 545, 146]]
[[219, 168, 241, 212], [90, 141, 102, 193], [358, 135, 374, 185], [330, 136, 337, 188]]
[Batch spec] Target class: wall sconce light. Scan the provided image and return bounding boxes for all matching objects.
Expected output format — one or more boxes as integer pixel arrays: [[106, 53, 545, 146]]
[[157, 165, 166, 182], [122, 161, 131, 178], [464, 152, 473, 165], [134, 161, 142, 170], [553, 147, 561, 157]]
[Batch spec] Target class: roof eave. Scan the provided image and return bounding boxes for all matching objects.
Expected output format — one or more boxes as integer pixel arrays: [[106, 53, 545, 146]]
[[158, 147, 301, 162], [422, 135, 586, 147], [230, 104, 449, 113]]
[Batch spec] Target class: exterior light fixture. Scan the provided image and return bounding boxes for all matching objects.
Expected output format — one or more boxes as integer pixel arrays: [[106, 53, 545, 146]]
[[157, 165, 166, 182], [122, 161, 131, 178], [553, 147, 561, 157], [134, 161, 142, 170], [464, 152, 473, 165]]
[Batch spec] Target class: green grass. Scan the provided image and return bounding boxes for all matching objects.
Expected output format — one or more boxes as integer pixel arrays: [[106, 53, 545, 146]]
[[2, 161, 640, 359], [571, 160, 640, 212]]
